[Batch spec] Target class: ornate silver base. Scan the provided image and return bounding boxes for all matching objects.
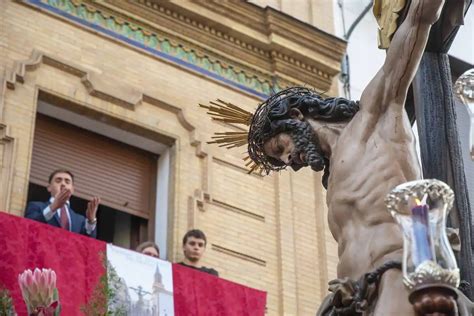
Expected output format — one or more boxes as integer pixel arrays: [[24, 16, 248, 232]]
[[404, 260, 460, 291]]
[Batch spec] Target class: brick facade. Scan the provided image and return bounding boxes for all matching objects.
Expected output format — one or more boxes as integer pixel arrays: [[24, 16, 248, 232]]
[[0, 1, 344, 314]]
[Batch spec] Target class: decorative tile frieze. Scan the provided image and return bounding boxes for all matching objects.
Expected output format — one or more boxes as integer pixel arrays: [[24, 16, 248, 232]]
[[24, 0, 287, 98], [134, 0, 343, 78], [23, 0, 346, 96]]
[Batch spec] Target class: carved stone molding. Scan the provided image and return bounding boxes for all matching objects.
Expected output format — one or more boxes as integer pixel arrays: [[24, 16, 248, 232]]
[[135, 0, 344, 76], [2, 50, 216, 226], [212, 157, 264, 179], [211, 199, 265, 223], [125, 0, 345, 88], [0, 78, 7, 121], [195, 189, 210, 212], [187, 189, 211, 227], [6, 50, 142, 109], [211, 243, 266, 267], [22, 0, 279, 97], [21, 0, 346, 95], [0, 123, 15, 211], [4, 49, 207, 157]]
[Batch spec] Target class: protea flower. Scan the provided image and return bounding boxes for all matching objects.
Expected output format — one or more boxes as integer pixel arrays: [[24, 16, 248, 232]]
[[18, 268, 60, 316]]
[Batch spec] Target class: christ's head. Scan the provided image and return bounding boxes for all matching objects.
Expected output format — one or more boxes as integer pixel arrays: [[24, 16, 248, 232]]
[[248, 87, 359, 187]]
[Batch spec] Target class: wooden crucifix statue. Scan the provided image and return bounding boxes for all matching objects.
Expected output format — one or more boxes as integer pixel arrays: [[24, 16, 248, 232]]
[[202, 0, 473, 315]]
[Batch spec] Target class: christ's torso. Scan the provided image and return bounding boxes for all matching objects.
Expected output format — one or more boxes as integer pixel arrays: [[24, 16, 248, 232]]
[[325, 108, 421, 279]]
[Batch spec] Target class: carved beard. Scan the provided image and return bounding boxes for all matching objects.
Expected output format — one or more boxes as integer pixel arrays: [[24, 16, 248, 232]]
[[288, 120, 326, 173]]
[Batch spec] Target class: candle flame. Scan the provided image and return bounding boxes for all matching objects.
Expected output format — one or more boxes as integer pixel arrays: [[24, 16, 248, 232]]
[[414, 194, 428, 206]]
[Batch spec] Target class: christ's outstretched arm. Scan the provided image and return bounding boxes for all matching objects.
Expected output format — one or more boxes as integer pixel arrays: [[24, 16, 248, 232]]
[[359, 0, 445, 117]]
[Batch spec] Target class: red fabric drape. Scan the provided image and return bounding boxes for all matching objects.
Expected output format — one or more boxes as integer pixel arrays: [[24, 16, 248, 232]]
[[173, 263, 267, 316], [0, 212, 105, 315], [0, 213, 267, 315]]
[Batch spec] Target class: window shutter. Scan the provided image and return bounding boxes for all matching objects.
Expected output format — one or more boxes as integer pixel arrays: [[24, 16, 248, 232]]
[[30, 114, 157, 219]]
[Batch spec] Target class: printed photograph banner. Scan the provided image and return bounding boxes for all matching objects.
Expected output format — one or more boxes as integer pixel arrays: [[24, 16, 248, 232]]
[[107, 244, 174, 316]]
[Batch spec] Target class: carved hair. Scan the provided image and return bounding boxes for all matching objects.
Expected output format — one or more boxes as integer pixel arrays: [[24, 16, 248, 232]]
[[248, 87, 359, 184]]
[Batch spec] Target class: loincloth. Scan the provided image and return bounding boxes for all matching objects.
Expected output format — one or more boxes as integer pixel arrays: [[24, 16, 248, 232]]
[[316, 261, 474, 316], [316, 261, 401, 316]]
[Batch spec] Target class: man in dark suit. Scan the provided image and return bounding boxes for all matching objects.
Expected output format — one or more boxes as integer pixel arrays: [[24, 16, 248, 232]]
[[25, 169, 100, 238]]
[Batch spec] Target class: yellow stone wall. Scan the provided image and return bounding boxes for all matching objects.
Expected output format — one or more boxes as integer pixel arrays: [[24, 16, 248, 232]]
[[0, 1, 342, 314], [249, 0, 336, 34]]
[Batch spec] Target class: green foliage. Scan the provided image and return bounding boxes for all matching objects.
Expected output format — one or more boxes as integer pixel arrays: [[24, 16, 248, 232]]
[[81, 252, 127, 316], [53, 288, 61, 316], [0, 286, 16, 316]]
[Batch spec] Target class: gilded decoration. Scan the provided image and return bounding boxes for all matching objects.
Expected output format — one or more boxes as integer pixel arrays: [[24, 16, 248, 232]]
[[28, 0, 284, 97], [373, 0, 408, 49]]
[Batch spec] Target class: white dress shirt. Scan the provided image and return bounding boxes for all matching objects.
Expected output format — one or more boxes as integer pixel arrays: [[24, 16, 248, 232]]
[[43, 197, 96, 235]]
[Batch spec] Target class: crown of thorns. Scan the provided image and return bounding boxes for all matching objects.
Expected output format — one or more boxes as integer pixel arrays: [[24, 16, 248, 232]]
[[200, 87, 318, 174]]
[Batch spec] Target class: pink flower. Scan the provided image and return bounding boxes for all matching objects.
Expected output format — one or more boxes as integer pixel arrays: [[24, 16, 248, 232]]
[[18, 268, 60, 315]]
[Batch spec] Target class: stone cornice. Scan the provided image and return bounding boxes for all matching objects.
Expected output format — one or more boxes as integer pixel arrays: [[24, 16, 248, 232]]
[[189, 0, 268, 34], [194, 0, 346, 69], [23, 0, 280, 98], [95, 0, 275, 83], [23, 0, 346, 95], [111, 0, 273, 68], [264, 7, 347, 73], [127, 0, 347, 87]]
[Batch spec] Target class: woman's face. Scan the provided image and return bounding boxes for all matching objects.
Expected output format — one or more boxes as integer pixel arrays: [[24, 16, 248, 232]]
[[142, 246, 159, 258]]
